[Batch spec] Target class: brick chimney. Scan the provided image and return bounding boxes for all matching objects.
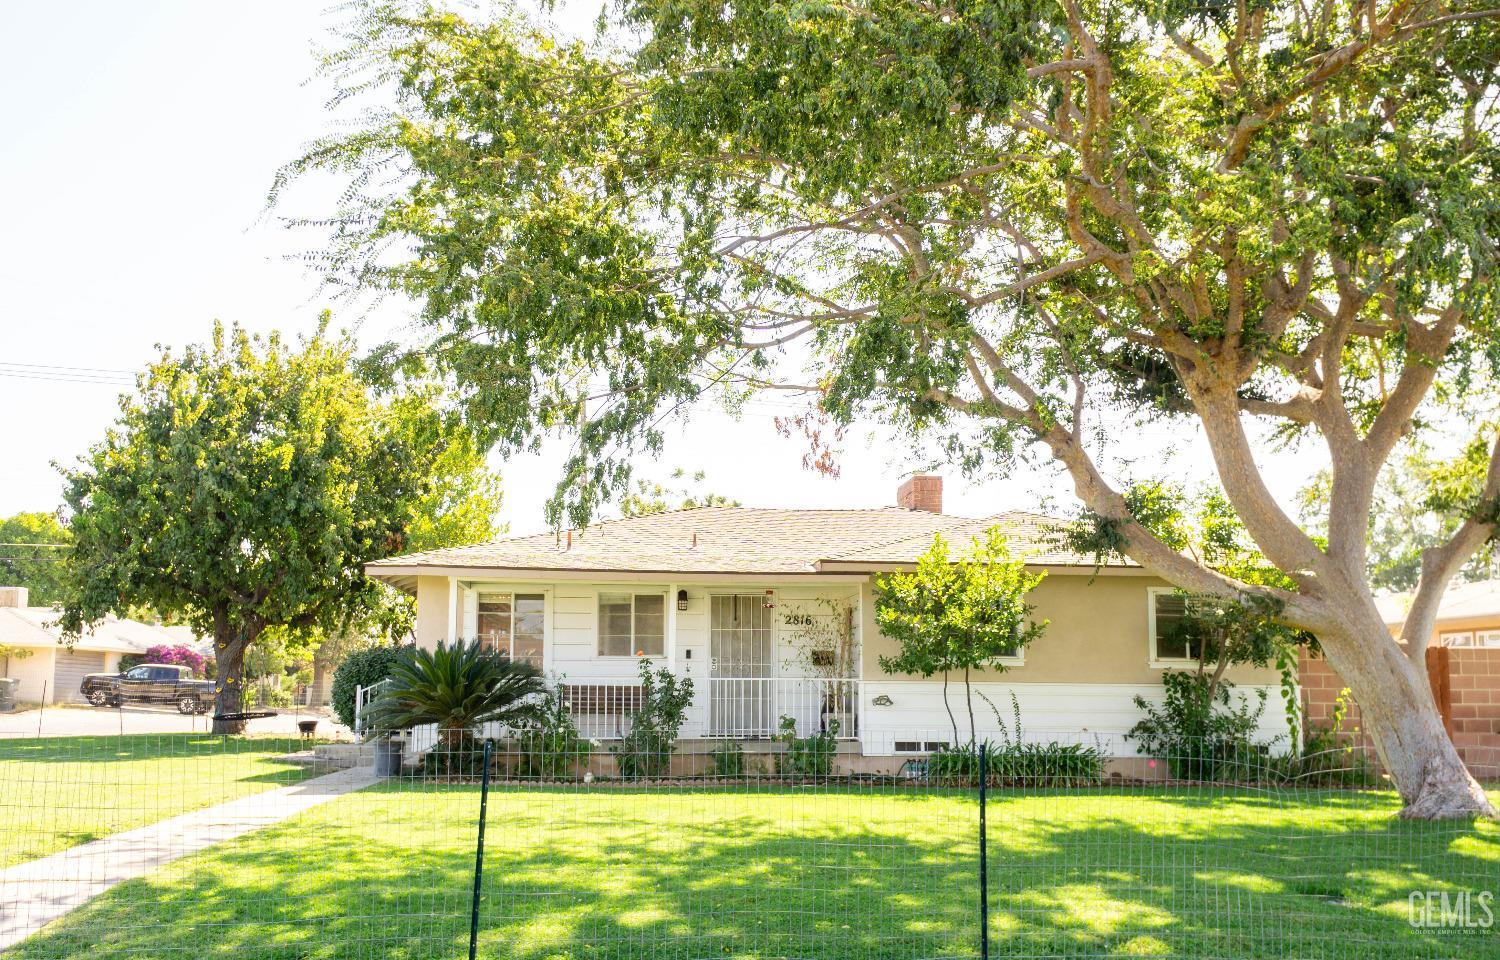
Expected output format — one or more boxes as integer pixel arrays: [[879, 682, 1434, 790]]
[[0, 586, 30, 608], [896, 474, 943, 513]]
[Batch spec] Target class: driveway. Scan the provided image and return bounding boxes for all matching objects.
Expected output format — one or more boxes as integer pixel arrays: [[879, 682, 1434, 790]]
[[0, 704, 351, 739]]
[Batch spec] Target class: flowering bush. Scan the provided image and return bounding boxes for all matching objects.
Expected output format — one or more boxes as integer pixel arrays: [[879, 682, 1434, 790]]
[[138, 644, 207, 677]]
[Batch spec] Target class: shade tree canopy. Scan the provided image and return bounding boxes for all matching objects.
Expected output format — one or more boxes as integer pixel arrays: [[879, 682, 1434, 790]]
[[289, 0, 1500, 815]]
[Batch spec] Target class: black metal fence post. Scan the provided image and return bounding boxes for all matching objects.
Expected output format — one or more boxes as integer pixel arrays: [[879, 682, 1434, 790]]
[[469, 739, 494, 960], [978, 740, 989, 960]]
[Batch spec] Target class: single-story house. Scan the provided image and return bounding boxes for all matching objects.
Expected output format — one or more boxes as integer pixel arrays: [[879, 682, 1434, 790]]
[[0, 586, 183, 705], [1378, 579, 1500, 648], [367, 476, 1291, 768]]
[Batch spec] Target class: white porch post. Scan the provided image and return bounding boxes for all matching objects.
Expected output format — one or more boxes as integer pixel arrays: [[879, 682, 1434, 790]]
[[446, 578, 458, 645], [665, 582, 678, 667]]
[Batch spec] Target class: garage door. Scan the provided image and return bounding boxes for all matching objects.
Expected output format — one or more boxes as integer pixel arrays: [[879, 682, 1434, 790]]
[[52, 649, 108, 703]]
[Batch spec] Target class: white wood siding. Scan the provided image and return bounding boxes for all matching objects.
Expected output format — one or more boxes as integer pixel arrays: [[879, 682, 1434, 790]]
[[859, 680, 1295, 756]]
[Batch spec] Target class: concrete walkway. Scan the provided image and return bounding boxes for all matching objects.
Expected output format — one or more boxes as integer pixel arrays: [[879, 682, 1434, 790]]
[[0, 764, 380, 949]]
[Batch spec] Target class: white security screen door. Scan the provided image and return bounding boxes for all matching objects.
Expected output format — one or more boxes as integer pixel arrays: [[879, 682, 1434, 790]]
[[709, 594, 774, 736]]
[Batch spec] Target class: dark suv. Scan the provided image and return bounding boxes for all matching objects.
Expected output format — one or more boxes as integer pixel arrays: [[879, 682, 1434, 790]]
[[80, 663, 216, 714]]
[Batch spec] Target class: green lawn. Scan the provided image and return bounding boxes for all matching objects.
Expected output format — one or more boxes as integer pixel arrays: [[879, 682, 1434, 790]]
[[6, 781, 1497, 959], [0, 734, 317, 868]]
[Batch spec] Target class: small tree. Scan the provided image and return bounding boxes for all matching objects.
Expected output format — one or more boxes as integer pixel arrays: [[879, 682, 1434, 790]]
[[875, 530, 1047, 748], [0, 512, 71, 605]]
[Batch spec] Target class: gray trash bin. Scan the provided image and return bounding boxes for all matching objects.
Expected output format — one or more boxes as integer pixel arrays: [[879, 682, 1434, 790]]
[[372, 737, 403, 777], [0, 677, 18, 711]]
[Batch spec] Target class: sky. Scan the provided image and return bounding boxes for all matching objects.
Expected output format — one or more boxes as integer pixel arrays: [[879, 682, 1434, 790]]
[[0, 1, 1322, 538]]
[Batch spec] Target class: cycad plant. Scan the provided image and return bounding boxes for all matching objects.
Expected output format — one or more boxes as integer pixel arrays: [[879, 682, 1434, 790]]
[[363, 640, 545, 752]]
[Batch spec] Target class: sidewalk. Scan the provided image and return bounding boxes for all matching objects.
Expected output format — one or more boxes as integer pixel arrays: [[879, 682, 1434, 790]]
[[0, 764, 379, 949]]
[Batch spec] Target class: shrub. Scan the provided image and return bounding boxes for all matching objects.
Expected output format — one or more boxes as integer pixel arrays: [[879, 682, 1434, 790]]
[[1128, 671, 1270, 781], [330, 644, 414, 728], [362, 640, 545, 748], [612, 658, 693, 779], [709, 741, 746, 778], [121, 644, 207, 676], [514, 684, 591, 780], [1271, 687, 1375, 787], [774, 715, 839, 778]]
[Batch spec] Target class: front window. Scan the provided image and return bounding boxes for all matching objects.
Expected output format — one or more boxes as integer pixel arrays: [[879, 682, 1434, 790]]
[[1150, 589, 1203, 664], [598, 592, 666, 656], [477, 592, 545, 667]]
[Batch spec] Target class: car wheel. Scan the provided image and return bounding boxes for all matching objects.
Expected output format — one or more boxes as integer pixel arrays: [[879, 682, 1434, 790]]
[[87, 688, 109, 707], [177, 696, 199, 715]]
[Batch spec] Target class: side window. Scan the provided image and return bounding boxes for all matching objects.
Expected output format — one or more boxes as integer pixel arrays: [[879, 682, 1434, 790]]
[[125, 666, 151, 680], [1149, 589, 1202, 664]]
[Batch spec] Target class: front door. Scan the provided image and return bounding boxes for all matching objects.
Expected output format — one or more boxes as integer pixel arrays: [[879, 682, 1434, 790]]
[[709, 594, 774, 737]]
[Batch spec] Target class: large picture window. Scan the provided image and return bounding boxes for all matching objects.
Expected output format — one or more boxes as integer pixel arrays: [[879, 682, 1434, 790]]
[[477, 592, 545, 667], [1149, 588, 1203, 664], [598, 592, 666, 656]]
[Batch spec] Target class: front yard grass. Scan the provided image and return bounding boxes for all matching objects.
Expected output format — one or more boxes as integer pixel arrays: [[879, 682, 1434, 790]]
[[0, 734, 317, 868], [6, 780, 1497, 959]]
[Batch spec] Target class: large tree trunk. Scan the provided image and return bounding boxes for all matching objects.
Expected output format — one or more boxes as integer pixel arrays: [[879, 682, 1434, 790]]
[[1317, 622, 1495, 819], [211, 625, 253, 736]]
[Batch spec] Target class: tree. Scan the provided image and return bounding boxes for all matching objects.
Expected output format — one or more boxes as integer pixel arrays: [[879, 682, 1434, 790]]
[[59, 322, 465, 733], [618, 468, 739, 518], [291, 2, 1500, 816], [875, 531, 1047, 748], [0, 512, 71, 605], [1300, 439, 1500, 592]]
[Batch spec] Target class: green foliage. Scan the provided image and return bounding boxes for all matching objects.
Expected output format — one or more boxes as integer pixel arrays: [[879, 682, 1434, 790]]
[[928, 741, 1106, 788], [56, 321, 468, 729], [363, 640, 545, 743], [1300, 442, 1500, 592], [618, 468, 739, 518], [514, 684, 591, 780], [875, 529, 1046, 745], [1128, 672, 1271, 782], [0, 512, 71, 605], [708, 741, 746, 778], [612, 658, 694, 779], [331, 643, 414, 728], [773, 716, 839, 778], [1271, 686, 1375, 788]]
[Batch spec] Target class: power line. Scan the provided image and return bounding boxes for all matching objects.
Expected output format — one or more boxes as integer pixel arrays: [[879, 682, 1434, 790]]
[[0, 543, 72, 549]]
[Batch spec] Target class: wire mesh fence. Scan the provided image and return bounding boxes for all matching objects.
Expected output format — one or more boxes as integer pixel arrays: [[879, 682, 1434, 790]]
[[0, 725, 1495, 959]]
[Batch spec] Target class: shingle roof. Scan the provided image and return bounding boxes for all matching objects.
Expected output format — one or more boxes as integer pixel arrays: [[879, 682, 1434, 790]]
[[0, 607, 185, 654], [367, 506, 1130, 579], [1376, 579, 1500, 627]]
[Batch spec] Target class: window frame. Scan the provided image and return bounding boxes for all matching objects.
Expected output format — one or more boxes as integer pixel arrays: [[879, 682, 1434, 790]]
[[473, 590, 547, 668], [597, 590, 668, 658], [1478, 630, 1500, 648], [1147, 586, 1204, 668]]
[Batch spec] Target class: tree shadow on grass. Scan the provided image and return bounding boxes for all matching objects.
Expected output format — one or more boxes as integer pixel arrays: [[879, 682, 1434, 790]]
[[5, 784, 1496, 960]]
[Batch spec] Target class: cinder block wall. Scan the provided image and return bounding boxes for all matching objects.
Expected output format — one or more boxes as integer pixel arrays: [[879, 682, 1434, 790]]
[[1298, 648, 1500, 777]]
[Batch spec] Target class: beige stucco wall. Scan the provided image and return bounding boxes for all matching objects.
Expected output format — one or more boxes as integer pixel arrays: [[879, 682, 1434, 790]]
[[859, 571, 1284, 686], [2, 647, 56, 704], [413, 576, 452, 650]]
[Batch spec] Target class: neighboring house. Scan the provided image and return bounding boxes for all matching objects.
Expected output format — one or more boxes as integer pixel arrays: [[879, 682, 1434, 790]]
[[0, 586, 186, 705], [1377, 579, 1500, 648], [367, 476, 1291, 768]]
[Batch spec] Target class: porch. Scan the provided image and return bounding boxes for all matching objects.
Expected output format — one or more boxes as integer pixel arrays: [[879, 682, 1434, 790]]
[[563, 676, 862, 741]]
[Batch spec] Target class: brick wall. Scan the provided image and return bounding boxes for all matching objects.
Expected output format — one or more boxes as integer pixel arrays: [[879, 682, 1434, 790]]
[[1298, 647, 1500, 777], [1448, 648, 1500, 775]]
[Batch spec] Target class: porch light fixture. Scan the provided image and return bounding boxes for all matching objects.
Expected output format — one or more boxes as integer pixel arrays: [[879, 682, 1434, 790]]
[[677, 589, 688, 611]]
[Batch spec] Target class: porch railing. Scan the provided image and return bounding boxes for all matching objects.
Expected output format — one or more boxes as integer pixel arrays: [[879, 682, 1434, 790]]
[[353, 678, 392, 737], [558, 676, 861, 741]]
